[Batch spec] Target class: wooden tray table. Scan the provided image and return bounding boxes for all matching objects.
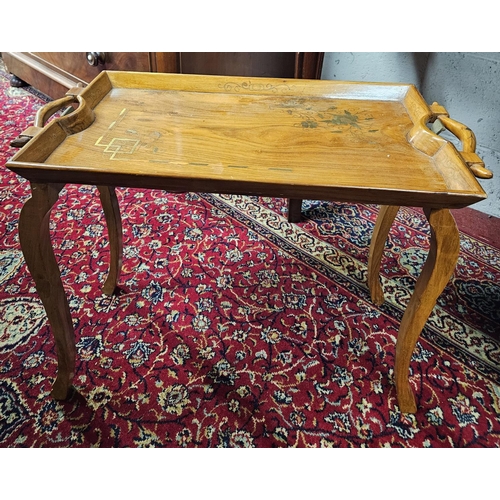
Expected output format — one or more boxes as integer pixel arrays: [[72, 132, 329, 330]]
[[7, 71, 492, 413]]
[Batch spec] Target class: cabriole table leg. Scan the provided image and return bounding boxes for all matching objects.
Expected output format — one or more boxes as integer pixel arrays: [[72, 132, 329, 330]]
[[367, 205, 400, 305], [394, 208, 460, 413], [18, 182, 76, 400], [97, 185, 123, 295]]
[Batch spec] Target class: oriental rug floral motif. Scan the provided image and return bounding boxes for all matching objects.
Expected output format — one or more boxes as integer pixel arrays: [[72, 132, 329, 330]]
[[1, 59, 499, 447]]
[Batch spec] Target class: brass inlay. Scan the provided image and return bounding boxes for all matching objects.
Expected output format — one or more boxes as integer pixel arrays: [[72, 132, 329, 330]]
[[95, 136, 140, 160], [95, 108, 163, 161], [219, 81, 293, 94]]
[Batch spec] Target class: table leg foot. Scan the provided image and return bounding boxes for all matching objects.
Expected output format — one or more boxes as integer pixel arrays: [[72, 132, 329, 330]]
[[18, 183, 75, 400], [368, 205, 400, 305], [395, 208, 460, 413], [10, 73, 27, 88], [51, 380, 75, 401], [287, 198, 303, 223], [97, 186, 123, 295]]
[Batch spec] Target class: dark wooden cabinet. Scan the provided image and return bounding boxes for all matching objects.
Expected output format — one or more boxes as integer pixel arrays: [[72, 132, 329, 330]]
[[2, 52, 178, 99], [2, 52, 323, 99], [3, 52, 323, 222], [179, 52, 310, 78]]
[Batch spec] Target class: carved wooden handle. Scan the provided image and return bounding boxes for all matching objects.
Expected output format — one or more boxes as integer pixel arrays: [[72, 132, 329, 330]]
[[10, 96, 75, 147], [34, 95, 76, 128], [430, 102, 493, 179], [10, 94, 95, 148]]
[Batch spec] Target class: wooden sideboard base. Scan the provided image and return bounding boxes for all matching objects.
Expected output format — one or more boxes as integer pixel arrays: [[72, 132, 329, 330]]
[[2, 52, 324, 100], [3, 52, 85, 99]]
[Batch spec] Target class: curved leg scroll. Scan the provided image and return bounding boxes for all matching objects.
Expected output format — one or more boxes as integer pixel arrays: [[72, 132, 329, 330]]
[[18, 183, 75, 400], [368, 205, 400, 305], [395, 208, 460, 413], [97, 186, 123, 295]]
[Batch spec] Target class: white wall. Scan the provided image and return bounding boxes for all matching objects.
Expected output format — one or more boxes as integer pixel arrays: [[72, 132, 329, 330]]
[[321, 52, 500, 218]]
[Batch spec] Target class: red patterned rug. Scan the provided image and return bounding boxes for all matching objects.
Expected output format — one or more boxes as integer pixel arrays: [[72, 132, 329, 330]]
[[1, 59, 500, 447]]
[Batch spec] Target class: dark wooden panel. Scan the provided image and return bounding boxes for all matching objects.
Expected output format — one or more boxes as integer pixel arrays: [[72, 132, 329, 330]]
[[31, 52, 152, 83], [155, 53, 181, 73], [294, 52, 324, 79], [179, 52, 297, 77]]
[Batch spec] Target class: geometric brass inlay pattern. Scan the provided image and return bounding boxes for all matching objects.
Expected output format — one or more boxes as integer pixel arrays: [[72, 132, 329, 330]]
[[95, 136, 140, 160], [94, 108, 141, 160]]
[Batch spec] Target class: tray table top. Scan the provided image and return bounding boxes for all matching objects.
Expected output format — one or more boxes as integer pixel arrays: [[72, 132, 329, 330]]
[[7, 71, 487, 208]]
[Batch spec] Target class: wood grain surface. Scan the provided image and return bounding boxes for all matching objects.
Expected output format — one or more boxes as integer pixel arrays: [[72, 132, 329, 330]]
[[8, 71, 487, 209]]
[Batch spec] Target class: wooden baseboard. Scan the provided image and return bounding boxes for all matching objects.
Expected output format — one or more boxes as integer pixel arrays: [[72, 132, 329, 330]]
[[451, 207, 500, 248], [2, 52, 84, 99]]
